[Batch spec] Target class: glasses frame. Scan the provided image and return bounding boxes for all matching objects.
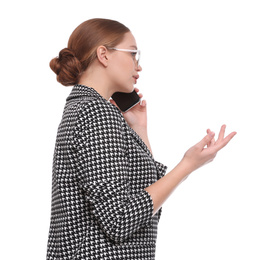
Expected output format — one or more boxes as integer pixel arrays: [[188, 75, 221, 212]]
[[108, 48, 141, 67]]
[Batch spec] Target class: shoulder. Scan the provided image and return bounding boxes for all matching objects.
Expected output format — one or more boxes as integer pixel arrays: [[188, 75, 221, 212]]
[[72, 99, 128, 149], [76, 98, 125, 130]]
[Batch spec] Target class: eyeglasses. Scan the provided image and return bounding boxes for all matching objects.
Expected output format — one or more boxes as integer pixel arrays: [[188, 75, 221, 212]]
[[108, 48, 141, 67]]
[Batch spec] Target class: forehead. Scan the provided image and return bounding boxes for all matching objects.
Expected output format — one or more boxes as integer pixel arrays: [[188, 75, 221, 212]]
[[118, 32, 137, 48]]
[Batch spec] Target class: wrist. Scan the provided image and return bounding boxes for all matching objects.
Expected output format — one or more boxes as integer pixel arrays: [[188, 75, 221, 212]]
[[177, 158, 196, 176]]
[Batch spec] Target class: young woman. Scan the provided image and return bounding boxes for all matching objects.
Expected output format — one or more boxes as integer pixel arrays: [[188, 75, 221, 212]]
[[47, 18, 236, 260]]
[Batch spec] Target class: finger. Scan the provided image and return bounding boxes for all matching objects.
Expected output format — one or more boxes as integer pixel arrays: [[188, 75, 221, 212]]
[[217, 124, 226, 142], [206, 129, 211, 147], [140, 99, 147, 107], [197, 132, 215, 150], [207, 129, 216, 147], [134, 87, 139, 93], [218, 131, 237, 150]]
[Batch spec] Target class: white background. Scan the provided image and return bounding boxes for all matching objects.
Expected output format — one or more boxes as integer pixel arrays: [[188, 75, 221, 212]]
[[1, 0, 267, 259]]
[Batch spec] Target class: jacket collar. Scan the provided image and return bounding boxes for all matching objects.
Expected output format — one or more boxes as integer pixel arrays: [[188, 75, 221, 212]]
[[66, 84, 106, 103]]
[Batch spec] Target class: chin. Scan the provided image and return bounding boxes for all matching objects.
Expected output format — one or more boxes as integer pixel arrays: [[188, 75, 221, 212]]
[[118, 85, 134, 93]]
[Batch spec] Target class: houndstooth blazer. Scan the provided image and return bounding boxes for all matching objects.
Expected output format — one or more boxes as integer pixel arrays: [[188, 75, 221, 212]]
[[47, 84, 167, 260]]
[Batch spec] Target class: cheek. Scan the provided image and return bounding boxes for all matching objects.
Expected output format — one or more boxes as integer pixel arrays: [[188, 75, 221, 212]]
[[118, 60, 134, 79], [110, 58, 135, 89]]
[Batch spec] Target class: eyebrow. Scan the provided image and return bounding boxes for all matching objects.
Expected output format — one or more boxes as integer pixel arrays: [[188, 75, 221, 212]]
[[129, 45, 138, 50]]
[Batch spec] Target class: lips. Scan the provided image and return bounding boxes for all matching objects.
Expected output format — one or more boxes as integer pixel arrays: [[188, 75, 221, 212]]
[[133, 75, 139, 83]]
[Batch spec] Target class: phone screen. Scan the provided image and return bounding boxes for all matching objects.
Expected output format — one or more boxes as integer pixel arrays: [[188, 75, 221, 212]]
[[111, 90, 140, 112]]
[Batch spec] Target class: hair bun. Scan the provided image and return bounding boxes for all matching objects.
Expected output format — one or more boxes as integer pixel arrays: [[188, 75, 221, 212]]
[[50, 48, 82, 86]]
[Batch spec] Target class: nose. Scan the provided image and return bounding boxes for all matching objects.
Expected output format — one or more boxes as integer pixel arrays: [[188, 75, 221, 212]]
[[136, 64, 142, 72]]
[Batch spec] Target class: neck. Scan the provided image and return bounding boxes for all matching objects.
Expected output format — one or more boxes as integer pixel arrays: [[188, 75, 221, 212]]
[[78, 63, 114, 100]]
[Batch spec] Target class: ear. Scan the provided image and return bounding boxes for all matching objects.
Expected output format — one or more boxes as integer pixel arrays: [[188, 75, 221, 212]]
[[96, 46, 109, 67]]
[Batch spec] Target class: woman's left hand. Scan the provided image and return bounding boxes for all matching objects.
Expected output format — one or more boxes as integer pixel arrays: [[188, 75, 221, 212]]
[[110, 88, 152, 152], [110, 88, 148, 130]]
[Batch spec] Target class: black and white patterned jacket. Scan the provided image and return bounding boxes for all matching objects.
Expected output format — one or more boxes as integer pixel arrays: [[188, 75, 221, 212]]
[[47, 84, 167, 259]]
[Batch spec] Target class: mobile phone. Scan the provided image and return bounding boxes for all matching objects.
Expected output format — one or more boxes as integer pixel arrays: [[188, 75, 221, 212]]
[[111, 90, 140, 112]]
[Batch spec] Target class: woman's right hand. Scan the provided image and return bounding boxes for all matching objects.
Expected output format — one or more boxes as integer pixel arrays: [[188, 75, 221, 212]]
[[181, 125, 237, 173], [145, 125, 236, 215]]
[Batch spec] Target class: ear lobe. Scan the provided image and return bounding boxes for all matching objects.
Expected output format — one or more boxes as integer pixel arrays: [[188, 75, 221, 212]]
[[96, 46, 109, 67]]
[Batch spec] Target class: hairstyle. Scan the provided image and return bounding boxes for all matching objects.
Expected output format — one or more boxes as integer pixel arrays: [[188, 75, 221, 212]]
[[50, 18, 130, 86]]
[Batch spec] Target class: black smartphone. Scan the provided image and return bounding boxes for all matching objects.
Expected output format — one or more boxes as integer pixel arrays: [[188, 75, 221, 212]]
[[111, 90, 140, 112]]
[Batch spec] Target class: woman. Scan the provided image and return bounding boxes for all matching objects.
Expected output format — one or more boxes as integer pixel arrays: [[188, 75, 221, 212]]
[[47, 18, 236, 259]]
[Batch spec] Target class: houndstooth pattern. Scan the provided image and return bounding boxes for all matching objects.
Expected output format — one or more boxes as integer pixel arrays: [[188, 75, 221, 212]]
[[47, 84, 167, 259]]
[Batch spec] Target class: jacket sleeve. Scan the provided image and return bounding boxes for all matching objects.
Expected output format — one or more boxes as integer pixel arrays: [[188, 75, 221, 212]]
[[69, 101, 154, 243]]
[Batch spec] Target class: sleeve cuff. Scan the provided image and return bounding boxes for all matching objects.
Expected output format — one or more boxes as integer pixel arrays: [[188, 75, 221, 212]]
[[154, 160, 167, 180]]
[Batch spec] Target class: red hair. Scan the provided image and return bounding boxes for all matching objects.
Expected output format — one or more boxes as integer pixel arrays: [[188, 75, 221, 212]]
[[50, 18, 130, 86]]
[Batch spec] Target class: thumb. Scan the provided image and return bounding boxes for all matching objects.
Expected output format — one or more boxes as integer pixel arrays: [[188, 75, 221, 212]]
[[110, 99, 119, 108], [197, 132, 215, 149]]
